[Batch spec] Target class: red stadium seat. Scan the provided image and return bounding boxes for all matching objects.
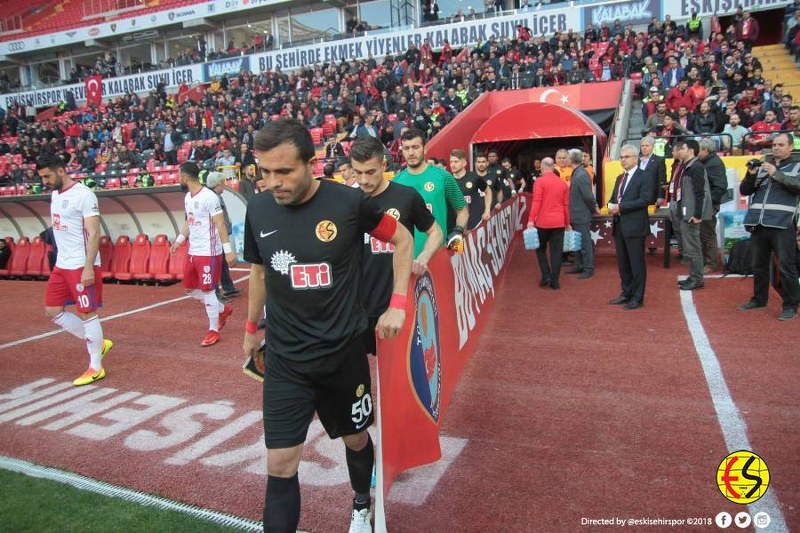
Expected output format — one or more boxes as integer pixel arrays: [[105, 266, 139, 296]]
[[26, 236, 47, 277], [8, 236, 30, 277], [105, 178, 121, 189], [158, 239, 188, 281], [116, 234, 150, 281], [99, 235, 114, 276], [137, 234, 170, 281], [309, 127, 323, 145], [105, 235, 132, 280]]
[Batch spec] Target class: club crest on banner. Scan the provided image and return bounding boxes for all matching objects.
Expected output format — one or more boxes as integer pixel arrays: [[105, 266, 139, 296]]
[[408, 272, 442, 423]]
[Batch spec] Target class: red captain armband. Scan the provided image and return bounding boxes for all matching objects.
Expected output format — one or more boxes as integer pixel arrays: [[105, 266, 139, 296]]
[[245, 320, 258, 334], [369, 213, 398, 243], [389, 293, 407, 310]]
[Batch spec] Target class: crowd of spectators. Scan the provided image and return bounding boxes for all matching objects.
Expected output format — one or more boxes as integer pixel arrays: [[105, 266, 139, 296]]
[[1, 1, 799, 188]]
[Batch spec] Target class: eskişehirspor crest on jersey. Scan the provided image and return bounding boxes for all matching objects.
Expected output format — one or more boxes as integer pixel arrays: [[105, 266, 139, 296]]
[[271, 250, 297, 274], [408, 272, 441, 423]]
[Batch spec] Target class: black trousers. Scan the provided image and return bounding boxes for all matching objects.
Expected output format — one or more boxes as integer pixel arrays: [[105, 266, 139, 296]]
[[614, 231, 647, 304], [749, 225, 800, 309], [535, 227, 564, 286]]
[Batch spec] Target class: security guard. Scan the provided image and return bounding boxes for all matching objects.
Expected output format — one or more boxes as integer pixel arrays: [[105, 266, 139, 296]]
[[738, 132, 800, 321]]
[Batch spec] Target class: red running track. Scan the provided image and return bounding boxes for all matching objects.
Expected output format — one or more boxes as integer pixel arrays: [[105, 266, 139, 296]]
[[0, 246, 796, 532]]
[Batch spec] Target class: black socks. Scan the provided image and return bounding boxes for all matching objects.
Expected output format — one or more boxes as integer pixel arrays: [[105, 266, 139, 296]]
[[264, 473, 300, 532]]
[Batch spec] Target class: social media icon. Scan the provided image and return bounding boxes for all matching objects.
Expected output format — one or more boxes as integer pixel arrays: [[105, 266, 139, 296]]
[[715, 512, 732, 528], [753, 512, 771, 529], [735, 512, 752, 528]]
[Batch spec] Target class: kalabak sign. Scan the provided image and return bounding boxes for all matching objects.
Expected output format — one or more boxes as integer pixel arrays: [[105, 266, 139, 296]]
[[585, 0, 661, 27], [376, 194, 529, 508], [203, 56, 251, 81]]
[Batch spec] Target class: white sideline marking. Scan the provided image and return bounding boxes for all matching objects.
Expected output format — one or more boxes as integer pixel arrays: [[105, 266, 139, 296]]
[[0, 275, 250, 351], [679, 290, 788, 533], [0, 455, 264, 531]]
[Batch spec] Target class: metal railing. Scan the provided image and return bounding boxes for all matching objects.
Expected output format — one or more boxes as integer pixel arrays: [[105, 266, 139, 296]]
[[740, 129, 798, 155]]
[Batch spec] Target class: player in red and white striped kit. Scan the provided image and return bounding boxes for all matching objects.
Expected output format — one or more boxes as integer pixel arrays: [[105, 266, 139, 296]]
[[171, 164, 238, 346], [37, 154, 114, 386]]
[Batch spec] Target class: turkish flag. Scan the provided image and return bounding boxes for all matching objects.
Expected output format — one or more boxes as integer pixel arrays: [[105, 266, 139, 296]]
[[85, 75, 103, 107]]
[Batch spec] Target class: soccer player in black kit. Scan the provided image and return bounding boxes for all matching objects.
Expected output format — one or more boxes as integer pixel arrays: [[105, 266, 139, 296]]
[[350, 136, 443, 355], [241, 120, 414, 533]]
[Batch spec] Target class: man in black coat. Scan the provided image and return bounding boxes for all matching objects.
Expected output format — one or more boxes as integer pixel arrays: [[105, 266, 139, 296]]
[[608, 144, 657, 309], [697, 138, 729, 272]]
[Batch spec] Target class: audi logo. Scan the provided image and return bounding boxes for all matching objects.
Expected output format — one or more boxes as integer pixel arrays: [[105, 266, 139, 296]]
[[8, 41, 25, 52]]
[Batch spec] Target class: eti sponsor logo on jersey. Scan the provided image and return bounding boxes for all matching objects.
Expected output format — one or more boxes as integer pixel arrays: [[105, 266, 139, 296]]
[[408, 272, 442, 422], [315, 220, 337, 242], [270, 250, 332, 289]]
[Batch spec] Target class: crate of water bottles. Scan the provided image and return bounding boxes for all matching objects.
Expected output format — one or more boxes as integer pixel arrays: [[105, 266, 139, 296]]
[[523, 227, 540, 250], [563, 230, 582, 252]]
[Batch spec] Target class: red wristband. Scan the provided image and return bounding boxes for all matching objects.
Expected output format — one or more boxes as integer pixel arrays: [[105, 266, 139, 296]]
[[389, 293, 407, 310], [245, 320, 258, 334]]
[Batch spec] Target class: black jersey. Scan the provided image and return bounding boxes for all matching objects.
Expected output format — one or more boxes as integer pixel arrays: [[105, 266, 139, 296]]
[[454, 171, 488, 229], [243, 180, 384, 361], [487, 165, 512, 202], [362, 181, 435, 317]]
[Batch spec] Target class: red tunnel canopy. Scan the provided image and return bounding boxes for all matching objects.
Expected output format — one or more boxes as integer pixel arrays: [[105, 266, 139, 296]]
[[471, 102, 606, 144]]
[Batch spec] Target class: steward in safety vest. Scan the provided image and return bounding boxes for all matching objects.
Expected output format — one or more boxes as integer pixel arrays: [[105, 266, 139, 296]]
[[742, 152, 800, 229]]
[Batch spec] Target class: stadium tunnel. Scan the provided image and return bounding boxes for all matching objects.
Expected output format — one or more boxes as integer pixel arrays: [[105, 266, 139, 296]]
[[424, 85, 614, 188]]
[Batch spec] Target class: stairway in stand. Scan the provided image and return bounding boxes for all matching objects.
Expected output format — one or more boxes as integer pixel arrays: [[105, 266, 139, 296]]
[[753, 44, 800, 98]]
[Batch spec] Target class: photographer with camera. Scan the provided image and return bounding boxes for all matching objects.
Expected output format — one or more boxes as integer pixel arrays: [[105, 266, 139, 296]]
[[738, 133, 800, 321]]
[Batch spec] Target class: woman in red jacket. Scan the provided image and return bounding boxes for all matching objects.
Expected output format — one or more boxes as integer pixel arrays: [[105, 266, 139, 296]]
[[527, 157, 571, 289]]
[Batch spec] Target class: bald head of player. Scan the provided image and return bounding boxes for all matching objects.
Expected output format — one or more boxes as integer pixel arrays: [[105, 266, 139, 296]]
[[254, 119, 318, 206], [37, 154, 72, 192], [350, 136, 388, 196]]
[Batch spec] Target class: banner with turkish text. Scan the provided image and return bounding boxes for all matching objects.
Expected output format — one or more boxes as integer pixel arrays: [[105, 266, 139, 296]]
[[375, 194, 530, 530]]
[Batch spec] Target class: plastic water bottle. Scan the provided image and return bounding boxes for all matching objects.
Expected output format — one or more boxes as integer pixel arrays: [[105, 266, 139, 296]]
[[523, 228, 539, 250]]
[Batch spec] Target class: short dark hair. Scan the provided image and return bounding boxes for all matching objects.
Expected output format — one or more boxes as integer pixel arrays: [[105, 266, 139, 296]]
[[682, 139, 700, 156], [400, 128, 426, 147], [774, 132, 795, 145], [322, 163, 335, 178], [349, 136, 386, 163], [254, 119, 315, 162], [180, 161, 201, 181], [36, 153, 70, 171]]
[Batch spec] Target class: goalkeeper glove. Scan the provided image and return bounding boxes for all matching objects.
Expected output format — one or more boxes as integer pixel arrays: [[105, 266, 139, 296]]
[[446, 225, 465, 254]]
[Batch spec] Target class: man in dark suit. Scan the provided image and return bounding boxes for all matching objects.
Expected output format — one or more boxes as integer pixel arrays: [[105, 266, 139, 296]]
[[567, 149, 599, 279], [638, 137, 667, 206], [608, 145, 657, 309]]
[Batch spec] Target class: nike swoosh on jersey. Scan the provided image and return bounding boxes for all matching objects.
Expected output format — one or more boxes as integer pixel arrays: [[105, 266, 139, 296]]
[[260, 230, 278, 238]]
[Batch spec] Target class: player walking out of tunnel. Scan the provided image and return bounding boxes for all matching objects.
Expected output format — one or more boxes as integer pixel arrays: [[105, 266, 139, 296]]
[[241, 120, 413, 532], [171, 163, 237, 347], [38, 154, 114, 386]]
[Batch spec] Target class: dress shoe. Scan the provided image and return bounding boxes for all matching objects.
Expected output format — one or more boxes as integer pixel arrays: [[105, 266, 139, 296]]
[[578, 271, 594, 279], [539, 278, 551, 287], [777, 308, 798, 321], [738, 300, 766, 311], [566, 268, 584, 274], [680, 281, 704, 291], [549, 282, 560, 290], [625, 300, 643, 310], [609, 296, 630, 305]]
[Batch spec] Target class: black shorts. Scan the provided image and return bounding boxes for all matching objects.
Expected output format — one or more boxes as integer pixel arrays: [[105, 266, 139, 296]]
[[263, 335, 374, 449], [363, 317, 378, 356]]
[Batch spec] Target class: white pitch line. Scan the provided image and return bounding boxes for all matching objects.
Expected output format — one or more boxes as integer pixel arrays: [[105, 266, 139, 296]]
[[679, 289, 788, 532], [0, 455, 263, 531], [0, 275, 250, 351]]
